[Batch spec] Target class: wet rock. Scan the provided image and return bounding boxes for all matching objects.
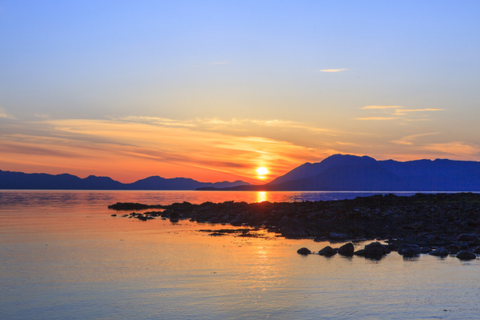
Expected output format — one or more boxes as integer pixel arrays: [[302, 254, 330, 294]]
[[230, 215, 243, 226], [445, 244, 460, 254], [420, 247, 432, 254], [353, 249, 366, 257], [297, 247, 312, 255], [429, 248, 449, 257], [456, 250, 476, 260], [329, 232, 349, 240], [338, 242, 354, 256], [170, 212, 179, 223], [363, 242, 389, 259], [318, 246, 337, 257], [398, 244, 421, 257], [457, 234, 478, 241]]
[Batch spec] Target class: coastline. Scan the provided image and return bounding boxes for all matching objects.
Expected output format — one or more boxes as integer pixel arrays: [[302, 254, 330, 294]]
[[109, 192, 480, 259]]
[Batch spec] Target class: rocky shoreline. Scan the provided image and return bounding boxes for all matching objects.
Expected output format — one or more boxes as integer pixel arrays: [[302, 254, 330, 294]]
[[109, 192, 480, 260]]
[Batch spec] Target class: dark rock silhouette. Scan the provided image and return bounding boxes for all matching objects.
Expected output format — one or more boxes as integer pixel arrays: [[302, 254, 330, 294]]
[[456, 250, 476, 260], [318, 246, 337, 257], [297, 247, 312, 255], [429, 248, 449, 257], [338, 242, 354, 256]]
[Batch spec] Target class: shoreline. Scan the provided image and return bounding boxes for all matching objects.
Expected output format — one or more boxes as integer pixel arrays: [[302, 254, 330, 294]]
[[109, 192, 480, 260]]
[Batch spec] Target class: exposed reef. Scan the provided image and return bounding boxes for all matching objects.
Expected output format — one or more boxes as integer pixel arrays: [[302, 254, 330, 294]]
[[109, 193, 480, 260]]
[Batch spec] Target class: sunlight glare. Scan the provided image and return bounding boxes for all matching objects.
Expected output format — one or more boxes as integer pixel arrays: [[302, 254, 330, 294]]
[[256, 167, 269, 175]]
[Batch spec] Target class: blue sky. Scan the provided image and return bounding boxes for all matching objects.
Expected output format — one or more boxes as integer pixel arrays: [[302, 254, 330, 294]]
[[1, 1, 479, 182]]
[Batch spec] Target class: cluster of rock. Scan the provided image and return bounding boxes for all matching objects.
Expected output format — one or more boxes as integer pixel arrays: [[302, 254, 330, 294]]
[[109, 193, 480, 260], [111, 210, 165, 221], [298, 237, 479, 261]]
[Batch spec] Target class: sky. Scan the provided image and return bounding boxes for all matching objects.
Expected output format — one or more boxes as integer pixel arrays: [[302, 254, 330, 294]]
[[1, 1, 480, 184]]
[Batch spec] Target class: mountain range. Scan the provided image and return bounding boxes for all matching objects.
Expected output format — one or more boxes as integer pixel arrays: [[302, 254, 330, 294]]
[[199, 154, 480, 191], [0, 170, 250, 190], [3, 154, 480, 191]]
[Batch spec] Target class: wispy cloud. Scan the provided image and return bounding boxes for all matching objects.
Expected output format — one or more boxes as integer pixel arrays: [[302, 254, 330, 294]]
[[0, 107, 15, 119], [422, 142, 480, 157], [0, 118, 331, 183], [320, 69, 346, 73], [362, 105, 401, 109], [116, 116, 337, 135], [356, 117, 398, 121], [394, 108, 443, 116], [358, 105, 444, 122], [391, 132, 439, 145]]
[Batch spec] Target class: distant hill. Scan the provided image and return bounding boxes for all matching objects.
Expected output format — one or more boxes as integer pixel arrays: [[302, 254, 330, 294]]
[[0, 170, 250, 190], [199, 154, 480, 191]]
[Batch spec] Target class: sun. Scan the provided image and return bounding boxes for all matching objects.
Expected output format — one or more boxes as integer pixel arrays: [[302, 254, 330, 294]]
[[256, 167, 269, 176]]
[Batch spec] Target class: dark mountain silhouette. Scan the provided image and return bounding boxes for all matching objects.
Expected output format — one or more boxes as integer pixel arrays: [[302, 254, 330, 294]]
[[0, 170, 250, 190], [199, 154, 480, 191]]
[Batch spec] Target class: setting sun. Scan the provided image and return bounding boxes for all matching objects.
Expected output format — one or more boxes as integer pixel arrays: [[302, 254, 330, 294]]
[[256, 167, 269, 176]]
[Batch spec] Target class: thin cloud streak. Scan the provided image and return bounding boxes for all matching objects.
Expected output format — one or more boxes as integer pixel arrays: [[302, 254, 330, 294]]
[[356, 117, 398, 120], [391, 132, 439, 145], [362, 105, 401, 109], [0, 119, 329, 183], [320, 69, 346, 72]]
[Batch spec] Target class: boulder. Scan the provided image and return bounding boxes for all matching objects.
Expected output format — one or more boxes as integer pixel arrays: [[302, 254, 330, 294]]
[[329, 232, 349, 240], [363, 242, 389, 259], [456, 250, 476, 261], [318, 246, 337, 257], [297, 247, 312, 255], [420, 247, 432, 254], [457, 234, 478, 241], [398, 244, 421, 257], [353, 249, 366, 257], [429, 248, 449, 257], [338, 242, 354, 256]]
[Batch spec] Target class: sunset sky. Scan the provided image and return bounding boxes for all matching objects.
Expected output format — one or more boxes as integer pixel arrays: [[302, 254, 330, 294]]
[[1, 1, 479, 184]]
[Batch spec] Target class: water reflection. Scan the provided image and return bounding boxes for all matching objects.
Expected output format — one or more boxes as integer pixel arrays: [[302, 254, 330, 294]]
[[257, 191, 267, 203]]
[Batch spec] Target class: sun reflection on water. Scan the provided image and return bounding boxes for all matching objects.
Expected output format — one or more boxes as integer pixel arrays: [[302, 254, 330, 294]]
[[257, 191, 267, 202]]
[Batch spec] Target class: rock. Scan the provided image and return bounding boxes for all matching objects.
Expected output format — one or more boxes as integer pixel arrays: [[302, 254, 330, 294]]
[[338, 242, 354, 256], [363, 242, 389, 259], [420, 247, 432, 254], [318, 246, 337, 257], [456, 250, 476, 260], [445, 244, 460, 254], [170, 212, 180, 221], [230, 215, 243, 226], [473, 247, 480, 254], [329, 232, 349, 240], [111, 214, 117, 217], [398, 244, 421, 257], [429, 248, 449, 257], [457, 234, 477, 241], [353, 249, 366, 257], [297, 247, 312, 255]]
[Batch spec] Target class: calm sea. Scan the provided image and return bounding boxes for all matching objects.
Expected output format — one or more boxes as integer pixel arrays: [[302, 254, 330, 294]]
[[1, 190, 479, 320]]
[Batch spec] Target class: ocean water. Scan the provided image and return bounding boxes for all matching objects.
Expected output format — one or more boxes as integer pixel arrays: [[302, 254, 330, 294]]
[[1, 190, 479, 319]]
